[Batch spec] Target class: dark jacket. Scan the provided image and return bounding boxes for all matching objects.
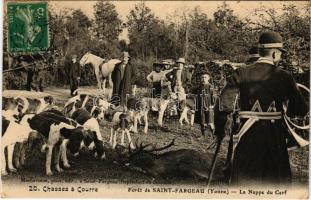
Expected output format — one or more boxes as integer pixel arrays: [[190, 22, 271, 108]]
[[214, 60, 308, 185], [194, 84, 213, 128], [111, 62, 136, 106], [165, 68, 190, 91], [69, 61, 81, 79]]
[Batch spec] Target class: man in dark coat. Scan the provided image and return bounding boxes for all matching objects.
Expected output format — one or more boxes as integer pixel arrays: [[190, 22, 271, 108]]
[[111, 52, 136, 106], [214, 31, 308, 186], [68, 54, 81, 96]]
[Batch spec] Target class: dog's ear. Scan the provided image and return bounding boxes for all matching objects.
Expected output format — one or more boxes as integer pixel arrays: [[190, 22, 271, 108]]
[[82, 130, 97, 148], [75, 100, 83, 108], [119, 114, 129, 129], [60, 127, 72, 139], [119, 113, 127, 120], [94, 139, 105, 159], [44, 96, 54, 104], [92, 107, 100, 118], [27, 131, 43, 150]]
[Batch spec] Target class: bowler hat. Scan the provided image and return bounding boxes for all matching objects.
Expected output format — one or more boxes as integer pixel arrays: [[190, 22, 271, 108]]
[[200, 70, 210, 77], [153, 62, 163, 68], [258, 31, 286, 52], [176, 58, 185, 64]]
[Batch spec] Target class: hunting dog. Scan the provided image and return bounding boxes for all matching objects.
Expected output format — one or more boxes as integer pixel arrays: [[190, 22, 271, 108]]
[[70, 108, 105, 159], [27, 110, 95, 175], [1, 114, 40, 175], [108, 110, 136, 150], [64, 93, 113, 122], [3, 96, 54, 115]]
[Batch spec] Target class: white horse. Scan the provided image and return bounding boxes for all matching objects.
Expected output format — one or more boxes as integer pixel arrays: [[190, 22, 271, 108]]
[[79, 52, 121, 94]]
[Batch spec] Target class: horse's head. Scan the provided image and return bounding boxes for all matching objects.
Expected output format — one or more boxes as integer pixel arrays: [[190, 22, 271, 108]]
[[80, 52, 91, 67]]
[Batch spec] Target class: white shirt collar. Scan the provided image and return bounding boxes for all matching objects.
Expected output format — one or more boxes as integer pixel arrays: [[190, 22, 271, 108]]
[[255, 57, 275, 65]]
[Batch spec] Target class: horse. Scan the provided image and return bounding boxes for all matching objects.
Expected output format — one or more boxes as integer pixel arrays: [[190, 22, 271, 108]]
[[79, 52, 121, 94]]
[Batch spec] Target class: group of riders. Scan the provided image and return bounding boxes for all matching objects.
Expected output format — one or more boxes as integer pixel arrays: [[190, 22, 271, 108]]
[[66, 31, 308, 186]]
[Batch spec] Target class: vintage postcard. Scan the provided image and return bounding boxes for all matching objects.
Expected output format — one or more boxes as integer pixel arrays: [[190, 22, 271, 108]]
[[1, 0, 310, 199]]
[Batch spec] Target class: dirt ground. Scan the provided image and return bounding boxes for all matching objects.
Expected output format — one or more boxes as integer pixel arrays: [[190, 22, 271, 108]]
[[2, 86, 309, 187]]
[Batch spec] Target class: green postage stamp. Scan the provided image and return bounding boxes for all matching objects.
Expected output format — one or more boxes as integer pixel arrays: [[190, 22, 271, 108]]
[[7, 2, 49, 53]]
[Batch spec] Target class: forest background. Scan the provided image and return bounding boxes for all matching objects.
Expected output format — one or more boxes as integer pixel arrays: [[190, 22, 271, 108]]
[[2, 1, 310, 89]]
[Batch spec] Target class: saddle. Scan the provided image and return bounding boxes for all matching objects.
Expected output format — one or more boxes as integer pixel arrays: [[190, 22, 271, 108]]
[[99, 59, 122, 79]]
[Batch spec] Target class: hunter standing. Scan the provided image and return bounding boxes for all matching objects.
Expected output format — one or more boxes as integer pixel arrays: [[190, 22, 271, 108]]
[[214, 31, 308, 185], [146, 63, 164, 97], [166, 58, 186, 94], [69, 54, 81, 96], [194, 71, 214, 137], [111, 52, 136, 106]]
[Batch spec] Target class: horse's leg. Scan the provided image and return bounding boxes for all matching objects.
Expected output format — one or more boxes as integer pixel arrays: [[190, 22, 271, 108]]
[[108, 74, 113, 98], [102, 79, 106, 94], [95, 69, 101, 89], [108, 75, 113, 88]]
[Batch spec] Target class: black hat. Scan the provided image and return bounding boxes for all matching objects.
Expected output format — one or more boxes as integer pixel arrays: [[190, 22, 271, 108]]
[[153, 63, 163, 68], [200, 70, 210, 77], [258, 31, 286, 52]]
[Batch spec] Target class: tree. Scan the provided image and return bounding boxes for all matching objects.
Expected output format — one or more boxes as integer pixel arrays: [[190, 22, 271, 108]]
[[252, 3, 310, 65], [72, 9, 92, 28], [127, 2, 159, 60], [93, 1, 122, 41]]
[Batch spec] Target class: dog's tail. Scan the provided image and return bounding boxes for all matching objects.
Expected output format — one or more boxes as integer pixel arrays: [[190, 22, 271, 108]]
[[73, 88, 80, 96]]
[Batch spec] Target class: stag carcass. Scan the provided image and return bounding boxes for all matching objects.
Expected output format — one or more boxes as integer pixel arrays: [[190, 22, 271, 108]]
[[125, 139, 223, 181]]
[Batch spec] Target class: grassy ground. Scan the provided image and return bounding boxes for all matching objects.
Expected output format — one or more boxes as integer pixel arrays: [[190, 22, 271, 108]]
[[2, 86, 309, 187]]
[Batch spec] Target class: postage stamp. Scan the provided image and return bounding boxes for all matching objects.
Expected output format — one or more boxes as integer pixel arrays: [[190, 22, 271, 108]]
[[7, 2, 49, 53], [1, 0, 310, 199]]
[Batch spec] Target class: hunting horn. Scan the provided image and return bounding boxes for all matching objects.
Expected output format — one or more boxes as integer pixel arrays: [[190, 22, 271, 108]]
[[283, 83, 310, 148]]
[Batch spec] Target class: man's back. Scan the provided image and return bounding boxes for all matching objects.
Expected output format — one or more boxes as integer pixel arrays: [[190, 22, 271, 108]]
[[215, 60, 308, 185], [232, 62, 307, 115]]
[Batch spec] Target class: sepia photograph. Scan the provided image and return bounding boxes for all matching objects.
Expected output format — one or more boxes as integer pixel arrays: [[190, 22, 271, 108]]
[[1, 0, 310, 198]]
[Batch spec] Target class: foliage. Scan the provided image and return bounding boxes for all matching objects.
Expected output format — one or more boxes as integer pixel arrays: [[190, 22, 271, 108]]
[[2, 1, 310, 89], [94, 1, 122, 41]]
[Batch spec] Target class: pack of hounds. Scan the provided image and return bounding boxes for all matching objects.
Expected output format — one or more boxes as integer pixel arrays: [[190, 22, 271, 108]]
[[2, 90, 196, 176]]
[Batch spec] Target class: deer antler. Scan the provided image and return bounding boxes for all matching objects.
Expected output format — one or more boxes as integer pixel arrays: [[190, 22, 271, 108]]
[[140, 142, 153, 150], [145, 139, 175, 152], [129, 138, 154, 154], [128, 137, 140, 153]]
